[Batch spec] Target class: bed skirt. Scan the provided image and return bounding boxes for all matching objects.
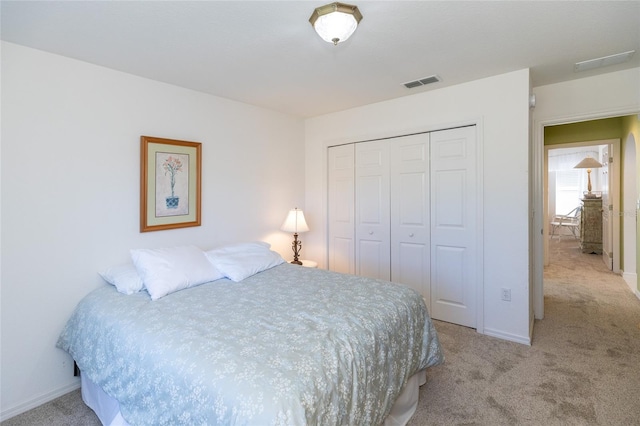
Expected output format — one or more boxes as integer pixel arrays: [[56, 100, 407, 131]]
[[81, 369, 427, 426]]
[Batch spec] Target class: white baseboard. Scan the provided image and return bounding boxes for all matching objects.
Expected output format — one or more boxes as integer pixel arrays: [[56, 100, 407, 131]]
[[482, 327, 532, 346], [622, 271, 638, 296], [0, 380, 80, 422]]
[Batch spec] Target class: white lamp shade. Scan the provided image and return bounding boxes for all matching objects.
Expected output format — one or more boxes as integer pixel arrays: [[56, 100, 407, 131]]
[[281, 208, 309, 233]]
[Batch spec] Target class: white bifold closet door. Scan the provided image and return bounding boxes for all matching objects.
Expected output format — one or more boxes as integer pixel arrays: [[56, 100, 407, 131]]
[[389, 134, 430, 299], [355, 141, 391, 280], [327, 126, 477, 328], [327, 144, 355, 275], [353, 135, 430, 287], [429, 126, 477, 328]]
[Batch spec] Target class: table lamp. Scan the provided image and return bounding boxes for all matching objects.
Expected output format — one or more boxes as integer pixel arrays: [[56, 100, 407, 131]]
[[574, 156, 603, 197], [280, 208, 309, 265]]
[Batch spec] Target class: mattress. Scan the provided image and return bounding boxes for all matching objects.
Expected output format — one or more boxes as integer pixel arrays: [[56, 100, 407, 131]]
[[58, 262, 443, 425]]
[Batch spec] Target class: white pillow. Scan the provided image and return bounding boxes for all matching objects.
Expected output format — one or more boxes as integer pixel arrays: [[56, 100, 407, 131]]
[[131, 245, 224, 300], [98, 264, 144, 295], [205, 241, 284, 282]]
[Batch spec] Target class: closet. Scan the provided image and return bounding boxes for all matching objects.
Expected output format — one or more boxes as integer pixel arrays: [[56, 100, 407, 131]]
[[327, 126, 478, 328]]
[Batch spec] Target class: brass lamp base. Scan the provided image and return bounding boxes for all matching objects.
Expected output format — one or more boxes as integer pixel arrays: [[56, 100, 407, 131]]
[[290, 232, 303, 265]]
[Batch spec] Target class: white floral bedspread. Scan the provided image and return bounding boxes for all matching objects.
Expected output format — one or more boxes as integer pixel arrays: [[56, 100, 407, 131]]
[[57, 263, 443, 425]]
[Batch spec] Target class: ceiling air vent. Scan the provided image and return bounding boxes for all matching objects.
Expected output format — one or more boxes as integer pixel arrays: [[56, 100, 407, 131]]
[[574, 50, 635, 72], [403, 75, 441, 89]]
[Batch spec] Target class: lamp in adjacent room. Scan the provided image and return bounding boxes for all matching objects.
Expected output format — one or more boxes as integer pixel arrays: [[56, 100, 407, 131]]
[[280, 208, 310, 265], [574, 156, 603, 197], [309, 2, 363, 45]]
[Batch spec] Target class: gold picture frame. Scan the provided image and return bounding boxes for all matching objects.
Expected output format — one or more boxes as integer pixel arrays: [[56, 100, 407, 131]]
[[140, 136, 201, 232]]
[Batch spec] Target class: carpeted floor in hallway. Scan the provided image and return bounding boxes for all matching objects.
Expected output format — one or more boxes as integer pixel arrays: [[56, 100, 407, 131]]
[[409, 237, 640, 425]]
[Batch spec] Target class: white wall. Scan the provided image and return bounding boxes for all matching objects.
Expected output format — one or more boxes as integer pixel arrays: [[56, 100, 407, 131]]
[[304, 69, 532, 345], [531, 67, 640, 319], [0, 42, 305, 419]]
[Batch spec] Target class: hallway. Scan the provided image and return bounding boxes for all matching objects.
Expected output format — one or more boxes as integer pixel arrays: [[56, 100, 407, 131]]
[[545, 235, 639, 325], [540, 236, 640, 422]]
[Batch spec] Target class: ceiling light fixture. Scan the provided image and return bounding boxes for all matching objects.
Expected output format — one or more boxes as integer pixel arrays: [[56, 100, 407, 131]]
[[309, 2, 362, 45], [574, 50, 635, 72]]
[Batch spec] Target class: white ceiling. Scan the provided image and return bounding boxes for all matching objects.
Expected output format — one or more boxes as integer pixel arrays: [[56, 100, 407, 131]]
[[2, 1, 639, 118]]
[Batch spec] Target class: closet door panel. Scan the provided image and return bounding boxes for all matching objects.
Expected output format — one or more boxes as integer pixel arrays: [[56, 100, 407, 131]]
[[358, 240, 388, 279], [432, 245, 465, 301], [396, 242, 429, 295], [430, 126, 477, 327], [390, 134, 430, 299], [356, 141, 391, 280], [358, 175, 385, 224], [434, 170, 465, 230], [328, 145, 355, 274]]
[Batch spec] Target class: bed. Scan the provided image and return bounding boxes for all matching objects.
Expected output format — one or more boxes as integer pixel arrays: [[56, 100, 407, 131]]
[[57, 244, 444, 425]]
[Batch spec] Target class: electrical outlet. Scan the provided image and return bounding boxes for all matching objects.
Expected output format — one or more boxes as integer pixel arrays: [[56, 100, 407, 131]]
[[501, 288, 511, 301]]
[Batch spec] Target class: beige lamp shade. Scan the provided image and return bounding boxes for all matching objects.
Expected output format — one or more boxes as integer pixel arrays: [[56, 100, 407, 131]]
[[573, 157, 603, 169], [574, 156, 603, 194], [280, 208, 309, 233]]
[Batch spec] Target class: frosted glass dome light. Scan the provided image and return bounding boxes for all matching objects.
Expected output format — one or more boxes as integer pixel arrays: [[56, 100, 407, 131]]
[[309, 2, 363, 45]]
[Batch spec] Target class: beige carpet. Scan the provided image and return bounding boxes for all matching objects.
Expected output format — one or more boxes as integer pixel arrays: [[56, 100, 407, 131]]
[[1, 389, 100, 426], [409, 237, 640, 425], [4, 237, 640, 425]]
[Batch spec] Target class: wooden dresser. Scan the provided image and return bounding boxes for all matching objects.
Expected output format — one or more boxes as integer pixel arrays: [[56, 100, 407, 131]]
[[580, 198, 602, 254]]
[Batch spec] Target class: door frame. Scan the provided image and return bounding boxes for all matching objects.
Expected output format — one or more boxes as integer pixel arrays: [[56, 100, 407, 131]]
[[543, 139, 620, 269], [601, 141, 621, 271], [533, 112, 636, 320], [622, 134, 637, 292]]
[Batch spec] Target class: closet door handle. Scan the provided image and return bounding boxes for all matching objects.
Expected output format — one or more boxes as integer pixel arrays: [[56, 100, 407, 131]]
[[368, 231, 374, 235], [409, 233, 414, 237]]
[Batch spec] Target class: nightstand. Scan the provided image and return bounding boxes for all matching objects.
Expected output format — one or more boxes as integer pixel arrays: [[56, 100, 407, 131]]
[[300, 260, 317, 268]]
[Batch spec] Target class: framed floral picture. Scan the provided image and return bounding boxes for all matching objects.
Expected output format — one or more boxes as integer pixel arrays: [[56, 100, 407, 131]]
[[140, 136, 201, 232]]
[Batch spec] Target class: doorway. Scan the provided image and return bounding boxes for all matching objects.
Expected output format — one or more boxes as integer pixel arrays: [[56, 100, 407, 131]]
[[534, 115, 638, 320], [544, 140, 620, 271]]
